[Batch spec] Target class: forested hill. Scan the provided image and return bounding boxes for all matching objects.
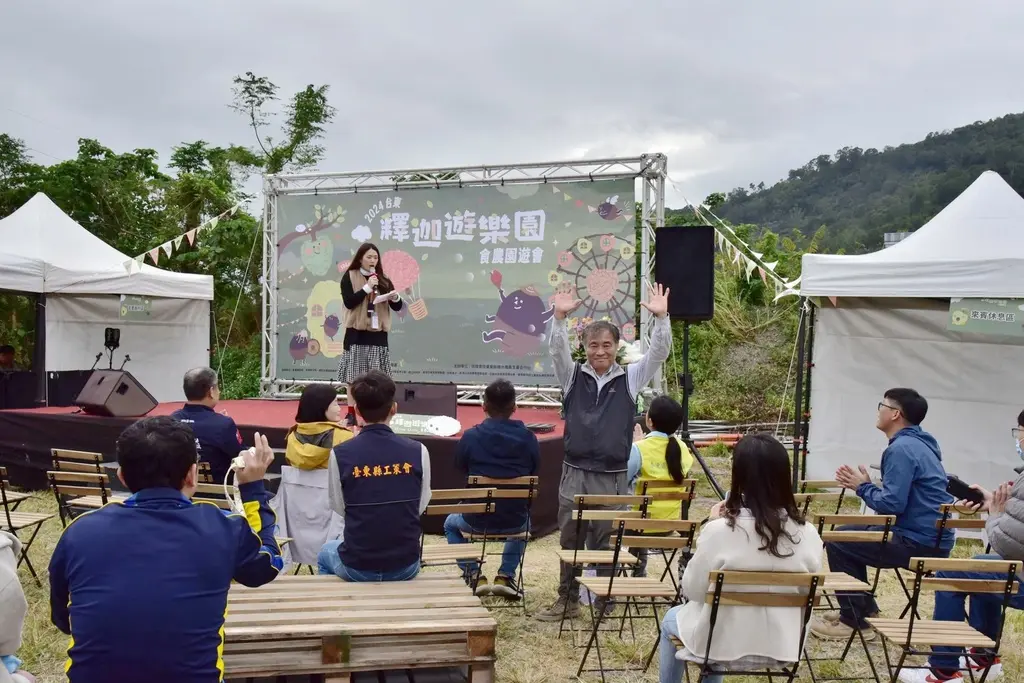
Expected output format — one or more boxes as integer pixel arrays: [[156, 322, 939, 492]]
[[707, 112, 1024, 252]]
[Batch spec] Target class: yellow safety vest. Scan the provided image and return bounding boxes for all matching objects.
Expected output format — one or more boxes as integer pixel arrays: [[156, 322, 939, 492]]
[[633, 434, 695, 523]]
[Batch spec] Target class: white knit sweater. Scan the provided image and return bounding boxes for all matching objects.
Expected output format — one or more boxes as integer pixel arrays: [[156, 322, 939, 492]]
[[0, 531, 27, 683], [676, 510, 823, 664]]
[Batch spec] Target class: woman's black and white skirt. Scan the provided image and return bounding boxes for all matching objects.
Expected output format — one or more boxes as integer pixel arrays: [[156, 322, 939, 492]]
[[337, 344, 392, 383]]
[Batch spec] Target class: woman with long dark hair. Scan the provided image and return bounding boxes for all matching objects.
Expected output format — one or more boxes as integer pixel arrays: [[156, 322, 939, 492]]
[[284, 384, 352, 469], [627, 395, 693, 576], [337, 242, 403, 425], [656, 433, 823, 683]]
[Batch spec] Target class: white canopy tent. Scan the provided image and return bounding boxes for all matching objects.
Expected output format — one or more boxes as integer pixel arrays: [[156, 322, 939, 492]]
[[0, 193, 214, 402], [800, 171, 1024, 490]]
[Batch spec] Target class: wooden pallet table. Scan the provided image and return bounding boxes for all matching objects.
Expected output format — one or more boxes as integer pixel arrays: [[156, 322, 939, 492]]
[[223, 574, 497, 683]]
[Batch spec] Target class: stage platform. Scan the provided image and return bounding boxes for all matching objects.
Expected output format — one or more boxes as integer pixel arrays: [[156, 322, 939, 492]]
[[0, 400, 566, 536]]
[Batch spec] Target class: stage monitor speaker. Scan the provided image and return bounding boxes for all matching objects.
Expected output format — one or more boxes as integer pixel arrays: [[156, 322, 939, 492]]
[[654, 225, 715, 321], [74, 370, 158, 418], [396, 382, 458, 419]]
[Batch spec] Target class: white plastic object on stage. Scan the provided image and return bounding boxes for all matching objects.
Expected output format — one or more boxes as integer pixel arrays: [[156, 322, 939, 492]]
[[425, 415, 461, 437]]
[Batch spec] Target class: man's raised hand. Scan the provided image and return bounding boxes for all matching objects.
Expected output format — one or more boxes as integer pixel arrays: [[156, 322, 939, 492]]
[[639, 283, 670, 318], [553, 292, 583, 320]]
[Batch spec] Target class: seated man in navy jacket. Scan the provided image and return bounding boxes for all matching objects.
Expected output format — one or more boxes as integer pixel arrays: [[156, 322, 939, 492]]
[[48, 416, 282, 683], [810, 387, 953, 642], [171, 367, 244, 482], [444, 378, 540, 598], [320, 370, 431, 581]]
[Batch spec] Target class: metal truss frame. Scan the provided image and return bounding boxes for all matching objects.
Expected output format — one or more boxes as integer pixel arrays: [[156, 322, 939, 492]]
[[261, 154, 668, 400]]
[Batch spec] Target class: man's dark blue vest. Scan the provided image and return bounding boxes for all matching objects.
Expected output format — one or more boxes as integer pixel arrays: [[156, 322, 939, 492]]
[[563, 365, 635, 472], [333, 424, 423, 572]]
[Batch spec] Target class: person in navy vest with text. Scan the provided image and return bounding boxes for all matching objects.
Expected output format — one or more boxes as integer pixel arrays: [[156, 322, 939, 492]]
[[171, 367, 244, 483], [319, 370, 432, 581], [535, 283, 672, 621]]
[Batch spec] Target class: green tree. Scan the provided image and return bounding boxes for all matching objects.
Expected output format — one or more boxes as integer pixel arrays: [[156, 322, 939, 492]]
[[230, 72, 337, 175]]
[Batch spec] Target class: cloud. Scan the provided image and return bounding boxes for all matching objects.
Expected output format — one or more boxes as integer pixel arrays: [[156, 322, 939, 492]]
[[351, 225, 372, 242], [2, 0, 1024, 210]]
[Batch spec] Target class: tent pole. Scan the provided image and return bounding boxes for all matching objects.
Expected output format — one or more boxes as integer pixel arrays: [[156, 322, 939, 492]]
[[791, 299, 807, 490], [801, 302, 816, 481], [34, 293, 46, 406]]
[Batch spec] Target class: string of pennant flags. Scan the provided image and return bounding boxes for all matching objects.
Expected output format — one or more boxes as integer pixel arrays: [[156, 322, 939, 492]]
[[121, 202, 242, 274], [665, 176, 801, 302]]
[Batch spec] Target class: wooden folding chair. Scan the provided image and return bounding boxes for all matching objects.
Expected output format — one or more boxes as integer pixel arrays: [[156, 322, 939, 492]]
[[553, 494, 652, 640], [464, 475, 538, 610], [576, 517, 699, 682], [637, 478, 698, 589], [51, 448, 105, 474], [804, 571, 883, 683], [869, 557, 1020, 683], [799, 479, 851, 514], [48, 470, 117, 526], [671, 570, 824, 683], [0, 466, 55, 586], [419, 488, 496, 593]]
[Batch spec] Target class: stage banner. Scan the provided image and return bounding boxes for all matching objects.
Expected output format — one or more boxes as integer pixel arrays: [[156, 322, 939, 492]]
[[274, 179, 637, 384]]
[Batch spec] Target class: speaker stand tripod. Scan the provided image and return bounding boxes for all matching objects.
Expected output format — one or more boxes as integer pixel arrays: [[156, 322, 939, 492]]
[[677, 321, 725, 500]]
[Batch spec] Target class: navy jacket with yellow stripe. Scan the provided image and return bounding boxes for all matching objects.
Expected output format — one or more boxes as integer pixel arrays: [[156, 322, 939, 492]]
[[48, 480, 283, 682]]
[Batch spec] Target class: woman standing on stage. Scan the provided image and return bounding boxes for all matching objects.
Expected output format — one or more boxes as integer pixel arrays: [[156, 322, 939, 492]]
[[338, 242, 403, 426]]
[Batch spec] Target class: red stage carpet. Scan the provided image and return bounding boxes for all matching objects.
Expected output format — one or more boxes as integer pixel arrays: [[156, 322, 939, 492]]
[[11, 400, 564, 438], [0, 400, 566, 535]]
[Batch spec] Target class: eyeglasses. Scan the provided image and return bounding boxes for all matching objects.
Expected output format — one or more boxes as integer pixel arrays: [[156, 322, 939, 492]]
[[1013, 427, 1022, 441], [877, 402, 900, 413]]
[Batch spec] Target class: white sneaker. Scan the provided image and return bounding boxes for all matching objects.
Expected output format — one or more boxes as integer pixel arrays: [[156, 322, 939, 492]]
[[896, 668, 962, 683], [960, 653, 1002, 681]]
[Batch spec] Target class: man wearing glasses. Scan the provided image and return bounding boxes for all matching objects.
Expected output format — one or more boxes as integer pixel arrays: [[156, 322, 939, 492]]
[[810, 388, 953, 642]]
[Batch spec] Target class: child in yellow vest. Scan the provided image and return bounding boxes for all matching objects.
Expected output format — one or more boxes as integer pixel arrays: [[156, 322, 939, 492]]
[[285, 385, 354, 469], [627, 395, 695, 577]]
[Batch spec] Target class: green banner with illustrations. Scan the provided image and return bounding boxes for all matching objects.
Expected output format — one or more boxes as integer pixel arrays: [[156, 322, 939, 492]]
[[274, 179, 637, 384], [948, 298, 1024, 336]]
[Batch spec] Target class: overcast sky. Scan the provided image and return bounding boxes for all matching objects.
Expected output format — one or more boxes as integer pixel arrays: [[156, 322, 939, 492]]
[[3, 1, 1023, 208]]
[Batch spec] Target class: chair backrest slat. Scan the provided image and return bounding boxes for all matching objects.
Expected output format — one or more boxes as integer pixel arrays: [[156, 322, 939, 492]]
[[429, 488, 496, 501], [623, 535, 691, 550], [640, 478, 698, 490], [821, 530, 887, 543], [813, 513, 895, 526], [582, 510, 643, 521], [618, 518, 700, 534], [574, 494, 650, 506], [703, 571, 824, 608], [467, 475, 538, 486], [921, 577, 1020, 594], [711, 570, 825, 586], [705, 592, 822, 607], [48, 471, 108, 484], [793, 492, 842, 503], [799, 479, 845, 491], [52, 449, 104, 463], [911, 557, 1021, 574], [935, 518, 987, 530], [424, 502, 490, 516]]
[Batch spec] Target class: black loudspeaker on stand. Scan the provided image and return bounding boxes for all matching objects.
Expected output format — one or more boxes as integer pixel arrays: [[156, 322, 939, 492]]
[[654, 225, 725, 500], [74, 370, 157, 418]]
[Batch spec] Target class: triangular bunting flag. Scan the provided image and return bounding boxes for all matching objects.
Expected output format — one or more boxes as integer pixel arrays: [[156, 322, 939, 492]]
[[148, 248, 161, 265], [134, 255, 145, 266], [758, 267, 768, 284], [174, 236, 184, 249], [828, 296, 838, 307], [744, 258, 757, 280], [751, 251, 763, 260], [588, 206, 597, 213], [229, 203, 239, 216], [765, 260, 779, 271], [208, 216, 219, 230], [552, 186, 560, 194], [161, 242, 174, 258], [731, 247, 742, 265], [122, 259, 133, 273], [185, 229, 197, 245]]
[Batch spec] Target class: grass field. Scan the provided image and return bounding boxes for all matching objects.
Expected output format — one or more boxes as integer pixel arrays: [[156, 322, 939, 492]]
[[9, 448, 1023, 682]]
